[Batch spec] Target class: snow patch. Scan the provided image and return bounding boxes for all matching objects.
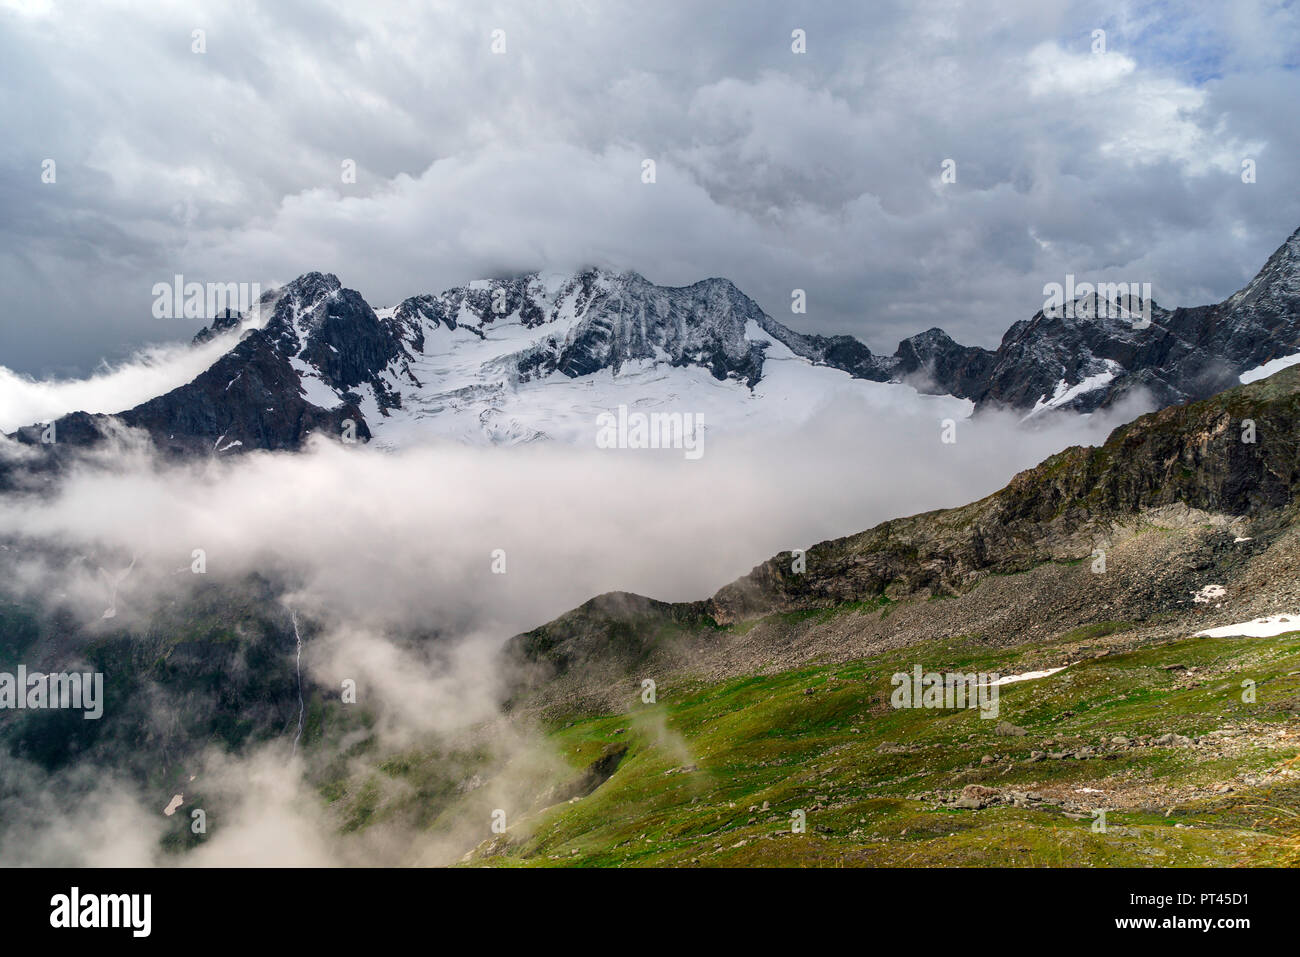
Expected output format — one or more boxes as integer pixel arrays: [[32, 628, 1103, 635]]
[[1196, 614, 1300, 638], [1193, 584, 1226, 604], [291, 357, 343, 409], [990, 666, 1067, 686], [1239, 352, 1300, 384], [1026, 361, 1121, 417]]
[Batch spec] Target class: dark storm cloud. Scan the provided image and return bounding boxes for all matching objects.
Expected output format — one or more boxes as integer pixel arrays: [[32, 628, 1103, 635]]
[[1, 0, 1297, 376]]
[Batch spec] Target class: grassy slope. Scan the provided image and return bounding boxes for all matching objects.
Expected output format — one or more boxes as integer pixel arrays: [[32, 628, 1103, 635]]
[[463, 616, 1300, 867]]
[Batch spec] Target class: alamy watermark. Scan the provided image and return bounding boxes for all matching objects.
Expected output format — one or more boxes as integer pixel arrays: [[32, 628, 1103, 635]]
[[890, 665, 1000, 718], [596, 405, 704, 460], [50, 887, 150, 937], [0, 666, 103, 719], [1042, 276, 1152, 329], [152, 274, 260, 320]]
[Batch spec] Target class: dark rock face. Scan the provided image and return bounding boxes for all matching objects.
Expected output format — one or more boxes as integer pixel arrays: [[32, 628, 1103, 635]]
[[265, 275, 403, 399], [190, 309, 242, 344], [753, 323, 997, 399], [115, 325, 371, 456], [893, 328, 997, 397], [11, 272, 386, 457], [968, 305, 1159, 411], [395, 270, 774, 385], [487, 272, 773, 386], [970, 228, 1300, 414]]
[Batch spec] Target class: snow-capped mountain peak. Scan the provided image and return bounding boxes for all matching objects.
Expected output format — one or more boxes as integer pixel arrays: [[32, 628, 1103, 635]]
[[11, 225, 1300, 456]]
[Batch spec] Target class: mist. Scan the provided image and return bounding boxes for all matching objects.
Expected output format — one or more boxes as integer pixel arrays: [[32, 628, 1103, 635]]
[[0, 331, 244, 434], [0, 386, 1152, 866]]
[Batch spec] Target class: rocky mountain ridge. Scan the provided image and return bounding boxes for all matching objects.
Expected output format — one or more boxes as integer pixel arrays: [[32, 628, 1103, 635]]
[[7, 226, 1300, 457], [506, 363, 1300, 710]]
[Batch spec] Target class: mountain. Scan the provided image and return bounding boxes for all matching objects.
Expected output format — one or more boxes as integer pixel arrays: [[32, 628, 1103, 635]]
[[7, 273, 386, 459], [468, 367, 1300, 867], [6, 268, 971, 458], [10, 361, 1300, 866], [8, 226, 1300, 457], [973, 227, 1300, 415], [505, 362, 1300, 712]]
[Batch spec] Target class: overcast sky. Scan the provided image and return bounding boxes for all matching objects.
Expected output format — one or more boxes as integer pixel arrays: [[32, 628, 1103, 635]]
[[2, 0, 1298, 377]]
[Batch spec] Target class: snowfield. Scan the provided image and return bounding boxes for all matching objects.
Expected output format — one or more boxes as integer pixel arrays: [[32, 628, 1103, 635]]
[[348, 309, 973, 448]]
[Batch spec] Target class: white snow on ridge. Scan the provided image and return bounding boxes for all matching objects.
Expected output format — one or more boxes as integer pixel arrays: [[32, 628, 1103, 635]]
[[1026, 360, 1122, 418], [1239, 352, 1300, 384]]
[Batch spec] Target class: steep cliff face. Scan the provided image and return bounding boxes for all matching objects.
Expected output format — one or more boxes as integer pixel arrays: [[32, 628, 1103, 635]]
[[0, 572, 311, 776], [385, 270, 773, 384], [710, 365, 1300, 620], [511, 272, 771, 384], [892, 328, 998, 397], [978, 229, 1300, 414], [8, 272, 387, 457]]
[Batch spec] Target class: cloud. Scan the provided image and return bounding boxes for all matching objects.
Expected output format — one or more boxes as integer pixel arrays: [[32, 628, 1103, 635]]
[[0, 375, 1155, 865], [0, 394, 1150, 637], [1025, 42, 1264, 176], [1, 1, 1297, 372], [0, 330, 241, 432]]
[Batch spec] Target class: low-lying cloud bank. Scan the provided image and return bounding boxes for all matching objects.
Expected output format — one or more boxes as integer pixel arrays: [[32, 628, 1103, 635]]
[[0, 392, 1151, 634]]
